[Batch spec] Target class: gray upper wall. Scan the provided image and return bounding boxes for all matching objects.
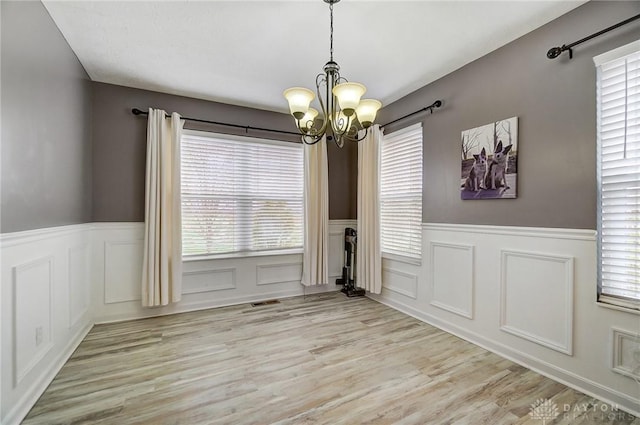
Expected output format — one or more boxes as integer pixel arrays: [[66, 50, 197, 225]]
[[1, 1, 92, 233], [8, 1, 629, 231], [91, 83, 356, 222], [377, 0, 640, 230]]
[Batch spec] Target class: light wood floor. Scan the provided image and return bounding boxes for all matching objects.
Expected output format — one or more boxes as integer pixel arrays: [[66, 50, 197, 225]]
[[24, 293, 638, 424]]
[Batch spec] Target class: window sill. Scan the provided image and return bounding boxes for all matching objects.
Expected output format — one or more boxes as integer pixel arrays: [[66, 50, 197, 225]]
[[597, 298, 640, 316], [382, 252, 422, 266], [184, 248, 303, 262]]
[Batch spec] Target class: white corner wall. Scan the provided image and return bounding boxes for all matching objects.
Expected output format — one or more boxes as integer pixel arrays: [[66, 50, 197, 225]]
[[0, 219, 354, 425], [369, 223, 640, 416], [1, 225, 94, 425]]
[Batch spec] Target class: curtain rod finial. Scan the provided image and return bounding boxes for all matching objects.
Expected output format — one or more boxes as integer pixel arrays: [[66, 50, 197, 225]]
[[547, 46, 563, 59]]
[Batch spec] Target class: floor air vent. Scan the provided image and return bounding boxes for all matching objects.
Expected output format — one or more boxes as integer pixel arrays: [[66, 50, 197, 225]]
[[251, 299, 280, 307]]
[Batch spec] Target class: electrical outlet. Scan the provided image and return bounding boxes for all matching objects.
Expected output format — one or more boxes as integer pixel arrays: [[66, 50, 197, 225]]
[[35, 326, 43, 346]]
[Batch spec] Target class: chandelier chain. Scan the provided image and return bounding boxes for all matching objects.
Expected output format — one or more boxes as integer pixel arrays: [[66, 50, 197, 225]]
[[329, 1, 334, 61]]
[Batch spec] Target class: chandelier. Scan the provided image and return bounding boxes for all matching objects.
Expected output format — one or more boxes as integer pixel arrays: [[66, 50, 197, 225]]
[[283, 0, 382, 147]]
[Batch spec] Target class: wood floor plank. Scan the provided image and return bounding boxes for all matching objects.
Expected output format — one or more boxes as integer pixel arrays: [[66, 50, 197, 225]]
[[22, 293, 637, 424]]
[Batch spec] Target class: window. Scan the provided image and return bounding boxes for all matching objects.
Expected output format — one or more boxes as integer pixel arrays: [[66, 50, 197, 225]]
[[181, 131, 303, 257], [595, 40, 640, 310], [380, 123, 423, 260]]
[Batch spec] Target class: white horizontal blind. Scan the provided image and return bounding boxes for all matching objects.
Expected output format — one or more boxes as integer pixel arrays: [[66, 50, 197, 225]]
[[380, 123, 423, 259], [181, 131, 303, 257], [596, 45, 640, 307]]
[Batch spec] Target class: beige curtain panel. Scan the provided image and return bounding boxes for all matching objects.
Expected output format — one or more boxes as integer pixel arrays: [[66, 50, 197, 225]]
[[142, 108, 184, 307], [357, 125, 382, 294], [301, 136, 329, 286]]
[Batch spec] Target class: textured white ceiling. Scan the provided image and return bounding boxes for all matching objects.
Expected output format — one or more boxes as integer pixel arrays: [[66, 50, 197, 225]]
[[43, 0, 585, 113]]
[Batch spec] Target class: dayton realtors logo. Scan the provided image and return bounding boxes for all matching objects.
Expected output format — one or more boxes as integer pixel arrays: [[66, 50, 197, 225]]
[[529, 398, 635, 423], [529, 399, 559, 424]]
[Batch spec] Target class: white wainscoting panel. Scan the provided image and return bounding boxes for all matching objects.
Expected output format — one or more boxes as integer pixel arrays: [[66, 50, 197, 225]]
[[1, 224, 93, 425], [329, 230, 345, 278], [430, 241, 474, 319], [103, 240, 144, 304], [369, 223, 640, 417], [612, 328, 640, 380], [256, 262, 303, 286], [328, 220, 357, 281], [183, 268, 236, 294], [92, 221, 354, 323], [68, 243, 90, 328], [382, 267, 418, 299], [500, 249, 574, 355], [12, 256, 54, 386]]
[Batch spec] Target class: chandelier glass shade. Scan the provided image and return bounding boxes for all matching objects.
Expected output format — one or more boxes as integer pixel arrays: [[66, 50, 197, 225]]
[[283, 0, 382, 146]]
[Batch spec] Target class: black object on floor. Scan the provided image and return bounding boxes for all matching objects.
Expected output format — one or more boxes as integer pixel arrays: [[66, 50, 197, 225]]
[[335, 228, 365, 297], [251, 299, 280, 307]]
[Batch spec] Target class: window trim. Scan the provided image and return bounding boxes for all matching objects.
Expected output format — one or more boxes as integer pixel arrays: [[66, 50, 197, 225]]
[[183, 248, 304, 263], [597, 295, 640, 315], [379, 122, 423, 262], [180, 129, 304, 259], [382, 251, 422, 266], [594, 39, 640, 312]]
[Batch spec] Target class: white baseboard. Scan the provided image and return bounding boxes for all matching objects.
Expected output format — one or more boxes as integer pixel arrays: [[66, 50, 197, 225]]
[[373, 223, 640, 417], [3, 323, 92, 425], [369, 293, 640, 416], [94, 286, 340, 324]]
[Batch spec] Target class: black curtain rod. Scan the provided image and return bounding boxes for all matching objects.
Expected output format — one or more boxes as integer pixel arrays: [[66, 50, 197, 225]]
[[133, 101, 444, 138], [547, 13, 640, 60], [380, 100, 443, 128], [131, 108, 301, 136]]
